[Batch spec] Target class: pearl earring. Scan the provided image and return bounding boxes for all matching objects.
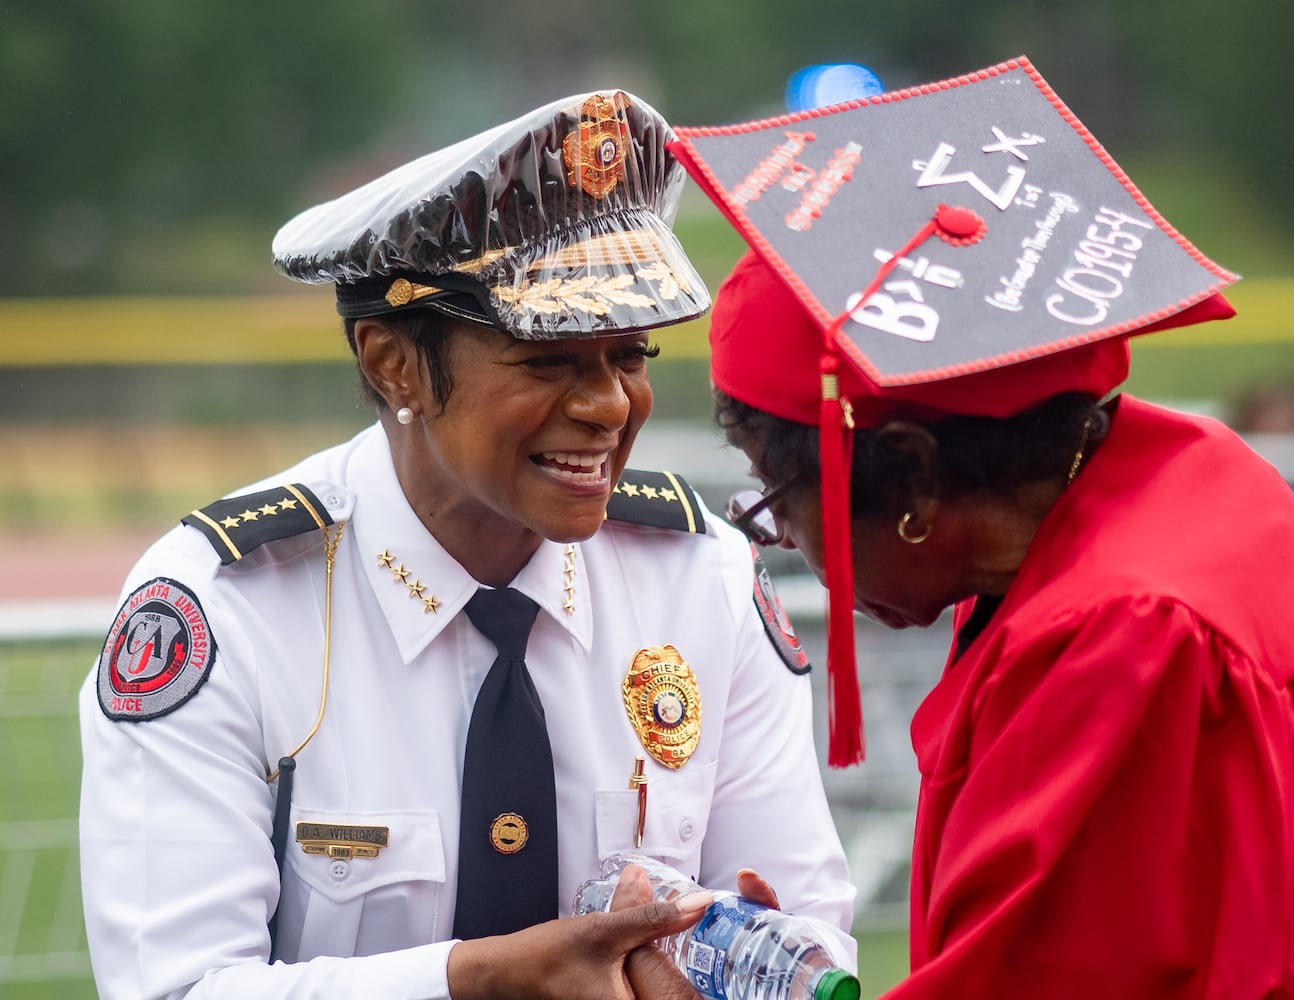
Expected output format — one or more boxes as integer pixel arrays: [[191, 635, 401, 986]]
[[396, 406, 415, 425]]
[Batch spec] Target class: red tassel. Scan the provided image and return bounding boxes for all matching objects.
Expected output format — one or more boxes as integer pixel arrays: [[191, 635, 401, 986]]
[[814, 208, 956, 767], [819, 350, 864, 767]]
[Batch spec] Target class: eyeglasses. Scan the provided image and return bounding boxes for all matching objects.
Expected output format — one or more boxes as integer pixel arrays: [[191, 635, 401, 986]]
[[726, 476, 801, 547]]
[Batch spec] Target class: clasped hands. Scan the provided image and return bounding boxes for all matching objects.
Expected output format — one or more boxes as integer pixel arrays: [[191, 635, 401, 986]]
[[446, 866, 779, 1000]]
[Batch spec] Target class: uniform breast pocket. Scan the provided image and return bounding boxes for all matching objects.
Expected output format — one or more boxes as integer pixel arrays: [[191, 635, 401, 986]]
[[594, 760, 718, 877], [276, 807, 447, 962]]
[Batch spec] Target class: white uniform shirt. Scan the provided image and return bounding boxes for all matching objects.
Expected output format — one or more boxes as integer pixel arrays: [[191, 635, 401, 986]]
[[79, 423, 856, 999]]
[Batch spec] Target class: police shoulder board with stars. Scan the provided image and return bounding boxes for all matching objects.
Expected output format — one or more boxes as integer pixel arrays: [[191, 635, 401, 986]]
[[605, 468, 708, 534], [96, 483, 335, 723]]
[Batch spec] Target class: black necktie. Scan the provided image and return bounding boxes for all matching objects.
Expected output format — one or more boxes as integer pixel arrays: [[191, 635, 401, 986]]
[[452, 587, 558, 939]]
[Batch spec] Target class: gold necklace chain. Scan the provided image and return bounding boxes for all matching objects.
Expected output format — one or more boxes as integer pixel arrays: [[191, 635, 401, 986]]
[[267, 520, 346, 783]]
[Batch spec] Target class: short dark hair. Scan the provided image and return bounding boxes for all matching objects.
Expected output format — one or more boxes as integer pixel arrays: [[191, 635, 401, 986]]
[[342, 308, 456, 412], [714, 389, 1109, 519]]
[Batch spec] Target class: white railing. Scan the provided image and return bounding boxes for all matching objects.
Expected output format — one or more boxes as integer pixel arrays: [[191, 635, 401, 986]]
[[0, 639, 96, 992]]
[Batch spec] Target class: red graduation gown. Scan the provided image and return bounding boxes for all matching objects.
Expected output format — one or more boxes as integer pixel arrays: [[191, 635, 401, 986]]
[[886, 396, 1294, 999]]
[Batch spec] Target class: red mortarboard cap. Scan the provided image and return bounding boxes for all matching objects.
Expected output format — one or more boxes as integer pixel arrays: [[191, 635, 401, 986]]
[[669, 56, 1238, 766]]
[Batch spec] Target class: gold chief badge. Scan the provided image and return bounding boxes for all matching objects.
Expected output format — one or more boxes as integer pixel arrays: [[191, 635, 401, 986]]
[[621, 645, 701, 769]]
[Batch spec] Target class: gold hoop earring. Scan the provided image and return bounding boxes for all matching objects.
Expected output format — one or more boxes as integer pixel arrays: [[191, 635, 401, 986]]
[[1067, 415, 1094, 486], [898, 511, 931, 544]]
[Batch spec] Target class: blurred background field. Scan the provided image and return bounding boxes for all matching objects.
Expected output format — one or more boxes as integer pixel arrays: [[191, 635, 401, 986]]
[[3, 2, 1292, 996]]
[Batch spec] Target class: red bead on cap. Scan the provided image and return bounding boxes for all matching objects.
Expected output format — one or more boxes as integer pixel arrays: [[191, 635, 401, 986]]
[[933, 204, 987, 246]]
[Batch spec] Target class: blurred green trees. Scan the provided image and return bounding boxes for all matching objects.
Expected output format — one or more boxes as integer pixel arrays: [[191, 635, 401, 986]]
[[2, 0, 1288, 297]]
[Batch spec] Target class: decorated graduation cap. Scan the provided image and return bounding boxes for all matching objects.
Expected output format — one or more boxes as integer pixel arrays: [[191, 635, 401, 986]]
[[669, 56, 1238, 767], [272, 91, 709, 339]]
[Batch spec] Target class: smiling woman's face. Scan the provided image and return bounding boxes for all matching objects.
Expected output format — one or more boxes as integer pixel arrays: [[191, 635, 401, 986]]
[[399, 319, 655, 547]]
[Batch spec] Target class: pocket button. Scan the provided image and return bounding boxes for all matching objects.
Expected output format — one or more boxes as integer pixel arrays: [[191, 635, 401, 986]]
[[679, 818, 696, 842], [328, 859, 351, 881]]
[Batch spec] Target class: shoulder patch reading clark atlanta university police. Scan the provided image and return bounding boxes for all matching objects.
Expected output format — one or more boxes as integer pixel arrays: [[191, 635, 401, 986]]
[[98, 577, 217, 721], [751, 546, 810, 674]]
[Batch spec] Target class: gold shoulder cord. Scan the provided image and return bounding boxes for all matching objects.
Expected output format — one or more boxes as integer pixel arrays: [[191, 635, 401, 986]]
[[267, 521, 346, 783]]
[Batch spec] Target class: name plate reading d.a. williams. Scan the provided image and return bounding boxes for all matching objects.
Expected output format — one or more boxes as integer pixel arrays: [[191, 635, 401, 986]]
[[295, 822, 390, 859]]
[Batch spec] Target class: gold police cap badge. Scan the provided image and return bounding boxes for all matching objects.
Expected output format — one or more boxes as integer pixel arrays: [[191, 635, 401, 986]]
[[562, 93, 632, 200], [621, 645, 701, 769]]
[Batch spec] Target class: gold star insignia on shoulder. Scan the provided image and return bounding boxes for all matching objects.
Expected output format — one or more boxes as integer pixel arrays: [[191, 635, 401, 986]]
[[605, 469, 705, 534], [393, 564, 410, 582], [377, 549, 395, 568], [422, 594, 442, 613], [406, 579, 426, 598], [182, 482, 335, 567]]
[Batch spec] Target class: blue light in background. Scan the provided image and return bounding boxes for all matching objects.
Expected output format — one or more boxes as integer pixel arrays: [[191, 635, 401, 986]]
[[785, 63, 885, 113]]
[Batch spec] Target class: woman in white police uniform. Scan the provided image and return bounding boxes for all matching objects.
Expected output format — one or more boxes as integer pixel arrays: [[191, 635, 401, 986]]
[[79, 91, 855, 999]]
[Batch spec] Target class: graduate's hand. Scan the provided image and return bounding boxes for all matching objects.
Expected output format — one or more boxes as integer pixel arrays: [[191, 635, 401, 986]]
[[446, 869, 708, 1000], [736, 868, 780, 909]]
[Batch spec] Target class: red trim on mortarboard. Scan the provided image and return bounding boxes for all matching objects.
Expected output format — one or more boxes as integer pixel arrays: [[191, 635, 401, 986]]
[[671, 56, 1239, 394]]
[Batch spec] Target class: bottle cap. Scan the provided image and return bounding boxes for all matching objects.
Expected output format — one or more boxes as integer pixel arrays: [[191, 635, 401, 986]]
[[815, 968, 861, 1000]]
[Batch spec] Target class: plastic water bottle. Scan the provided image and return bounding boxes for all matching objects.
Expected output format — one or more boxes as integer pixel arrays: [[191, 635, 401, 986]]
[[573, 852, 860, 1000]]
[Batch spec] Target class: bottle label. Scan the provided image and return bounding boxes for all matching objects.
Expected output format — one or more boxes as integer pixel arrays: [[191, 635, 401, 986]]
[[682, 897, 765, 998]]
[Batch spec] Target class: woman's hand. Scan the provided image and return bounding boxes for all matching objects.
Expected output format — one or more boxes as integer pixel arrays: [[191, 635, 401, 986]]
[[446, 866, 708, 1000]]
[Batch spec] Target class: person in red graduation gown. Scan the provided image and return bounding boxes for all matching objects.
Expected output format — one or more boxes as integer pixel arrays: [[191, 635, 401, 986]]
[[902, 393, 1294, 998], [707, 248, 1294, 998]]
